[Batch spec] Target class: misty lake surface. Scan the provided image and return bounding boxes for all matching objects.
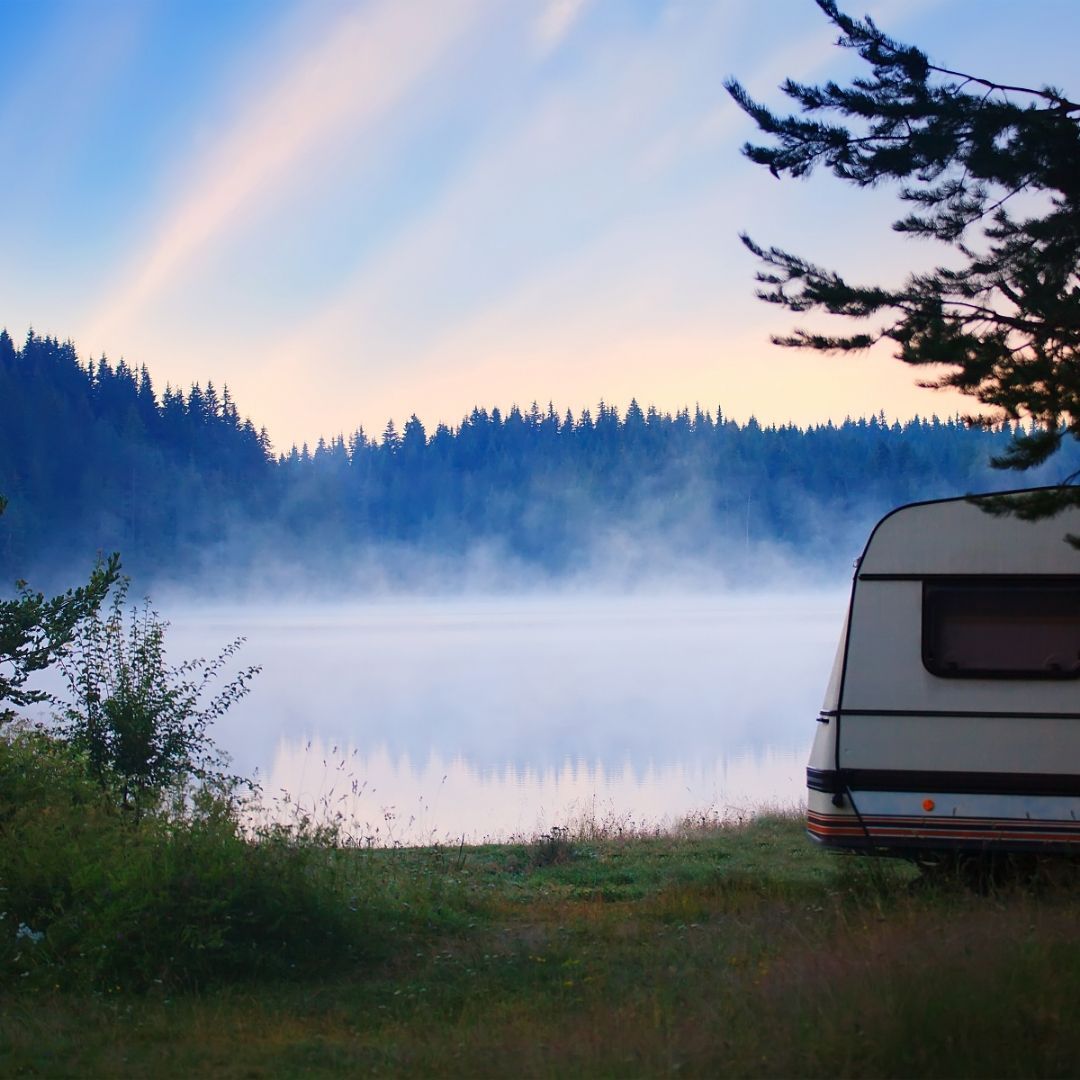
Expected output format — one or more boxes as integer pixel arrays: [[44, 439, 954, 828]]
[[164, 591, 847, 844]]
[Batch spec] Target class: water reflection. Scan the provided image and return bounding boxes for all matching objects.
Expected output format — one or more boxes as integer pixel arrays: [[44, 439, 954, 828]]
[[163, 590, 845, 843], [263, 739, 810, 845]]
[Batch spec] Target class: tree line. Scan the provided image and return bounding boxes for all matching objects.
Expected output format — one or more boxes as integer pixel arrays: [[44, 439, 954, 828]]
[[2, 328, 1073, 588]]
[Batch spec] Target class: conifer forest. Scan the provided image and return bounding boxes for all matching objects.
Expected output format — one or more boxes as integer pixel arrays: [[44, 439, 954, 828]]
[[3, 329, 1071, 590]]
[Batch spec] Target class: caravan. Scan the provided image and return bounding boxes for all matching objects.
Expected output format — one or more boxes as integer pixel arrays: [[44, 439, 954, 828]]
[[808, 491, 1080, 854]]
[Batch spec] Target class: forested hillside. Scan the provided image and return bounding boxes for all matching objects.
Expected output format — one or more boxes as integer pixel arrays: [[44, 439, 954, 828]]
[[1, 329, 1070, 591]]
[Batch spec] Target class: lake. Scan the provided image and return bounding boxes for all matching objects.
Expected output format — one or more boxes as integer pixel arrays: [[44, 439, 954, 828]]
[[160, 590, 846, 844]]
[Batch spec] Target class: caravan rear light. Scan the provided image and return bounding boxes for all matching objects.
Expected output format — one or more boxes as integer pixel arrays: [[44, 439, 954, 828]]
[[922, 799, 936, 812]]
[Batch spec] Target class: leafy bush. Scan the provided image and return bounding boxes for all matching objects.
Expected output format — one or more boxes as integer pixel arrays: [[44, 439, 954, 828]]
[[0, 727, 387, 991], [0, 582, 411, 992], [0, 511, 404, 991]]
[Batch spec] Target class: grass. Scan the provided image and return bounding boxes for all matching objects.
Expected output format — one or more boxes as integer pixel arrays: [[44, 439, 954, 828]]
[[5, 731, 1080, 1076]]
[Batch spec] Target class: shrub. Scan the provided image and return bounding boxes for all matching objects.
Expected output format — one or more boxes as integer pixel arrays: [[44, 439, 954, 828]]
[[0, 727, 384, 991], [53, 580, 258, 817], [529, 825, 575, 867], [0, 585, 400, 992]]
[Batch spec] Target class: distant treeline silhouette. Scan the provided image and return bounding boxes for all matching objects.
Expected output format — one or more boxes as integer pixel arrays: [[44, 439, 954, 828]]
[[2, 328, 1073, 588]]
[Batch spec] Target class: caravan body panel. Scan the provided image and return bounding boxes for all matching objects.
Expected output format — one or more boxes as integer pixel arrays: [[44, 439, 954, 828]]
[[809, 492, 1080, 855]]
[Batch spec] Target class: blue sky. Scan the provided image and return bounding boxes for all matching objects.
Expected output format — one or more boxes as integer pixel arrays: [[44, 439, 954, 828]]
[[2, 0, 1077, 450]]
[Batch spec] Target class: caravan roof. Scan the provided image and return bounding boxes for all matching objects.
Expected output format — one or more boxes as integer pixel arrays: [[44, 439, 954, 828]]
[[860, 492, 1080, 577]]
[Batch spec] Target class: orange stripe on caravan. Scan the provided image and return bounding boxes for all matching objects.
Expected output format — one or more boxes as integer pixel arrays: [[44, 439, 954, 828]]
[[809, 811, 1080, 831], [808, 811, 1080, 826], [808, 813, 1080, 844]]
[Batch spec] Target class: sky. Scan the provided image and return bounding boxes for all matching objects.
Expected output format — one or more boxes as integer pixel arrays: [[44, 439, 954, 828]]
[[2, 0, 1078, 452]]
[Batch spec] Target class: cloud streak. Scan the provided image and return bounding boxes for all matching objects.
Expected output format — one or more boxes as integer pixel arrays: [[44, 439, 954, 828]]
[[533, 0, 591, 55], [245, 0, 967, 446], [252, 5, 839, 432], [87, 0, 487, 347]]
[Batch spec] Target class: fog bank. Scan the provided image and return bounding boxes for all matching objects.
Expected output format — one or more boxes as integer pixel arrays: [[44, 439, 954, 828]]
[[157, 588, 846, 842]]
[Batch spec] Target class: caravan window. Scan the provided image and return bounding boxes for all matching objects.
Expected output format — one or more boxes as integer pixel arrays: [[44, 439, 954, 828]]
[[923, 579, 1080, 678]]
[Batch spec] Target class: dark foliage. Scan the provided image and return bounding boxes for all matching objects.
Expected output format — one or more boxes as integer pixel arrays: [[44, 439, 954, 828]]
[[0, 492, 119, 719], [0, 727, 387, 991], [726, 0, 1080, 516]]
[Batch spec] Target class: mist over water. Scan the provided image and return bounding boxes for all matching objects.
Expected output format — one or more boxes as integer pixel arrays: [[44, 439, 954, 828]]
[[163, 588, 847, 844]]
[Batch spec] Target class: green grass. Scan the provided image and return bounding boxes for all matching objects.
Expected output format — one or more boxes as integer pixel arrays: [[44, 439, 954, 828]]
[[5, 733, 1080, 1076]]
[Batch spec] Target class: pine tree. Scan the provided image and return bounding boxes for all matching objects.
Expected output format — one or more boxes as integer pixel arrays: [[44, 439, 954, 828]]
[[0, 330, 15, 370], [402, 414, 427, 458], [726, 0, 1080, 516], [381, 419, 401, 454]]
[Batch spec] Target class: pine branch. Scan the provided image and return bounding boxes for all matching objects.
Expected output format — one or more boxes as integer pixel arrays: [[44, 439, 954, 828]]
[[926, 65, 1080, 113]]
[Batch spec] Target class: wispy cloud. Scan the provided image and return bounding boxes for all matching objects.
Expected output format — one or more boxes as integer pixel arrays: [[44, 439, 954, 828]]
[[261, 5, 803, 392], [533, 0, 591, 56], [63, 0, 963, 449], [86, 0, 487, 347], [251, 0, 963, 444]]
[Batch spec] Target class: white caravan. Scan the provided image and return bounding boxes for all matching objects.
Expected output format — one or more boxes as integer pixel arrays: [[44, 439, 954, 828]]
[[808, 490, 1080, 855]]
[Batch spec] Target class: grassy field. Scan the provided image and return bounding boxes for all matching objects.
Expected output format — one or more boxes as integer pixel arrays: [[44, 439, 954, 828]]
[[6, 810, 1080, 1078]]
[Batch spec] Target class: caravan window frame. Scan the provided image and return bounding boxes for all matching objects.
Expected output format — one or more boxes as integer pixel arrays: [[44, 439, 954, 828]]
[[921, 575, 1080, 680]]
